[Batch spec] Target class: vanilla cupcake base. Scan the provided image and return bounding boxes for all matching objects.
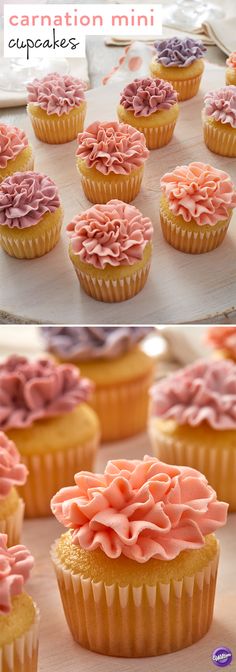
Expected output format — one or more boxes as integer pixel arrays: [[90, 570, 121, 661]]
[[0, 146, 34, 183], [27, 102, 87, 144], [0, 207, 63, 259], [77, 160, 144, 204], [202, 114, 236, 157], [0, 497, 24, 547], [117, 104, 179, 150], [160, 197, 231, 254], [150, 59, 204, 101]]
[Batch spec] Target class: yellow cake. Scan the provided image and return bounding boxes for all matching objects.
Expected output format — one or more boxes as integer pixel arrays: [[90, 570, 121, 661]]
[[0, 206, 63, 259], [225, 52, 236, 85], [150, 59, 204, 101], [77, 157, 144, 204], [0, 124, 34, 183], [0, 488, 24, 547], [0, 432, 27, 545]]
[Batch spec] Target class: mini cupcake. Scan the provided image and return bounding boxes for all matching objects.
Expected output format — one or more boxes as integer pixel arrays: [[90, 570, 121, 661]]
[[67, 199, 153, 301], [0, 124, 34, 183], [27, 72, 86, 144], [41, 326, 155, 442], [117, 77, 179, 149], [160, 162, 236, 253], [149, 358, 236, 510], [0, 533, 39, 672], [202, 86, 236, 157], [150, 37, 206, 101], [0, 355, 100, 518], [76, 121, 149, 204], [0, 171, 63, 259], [51, 455, 227, 657], [207, 327, 236, 362], [0, 432, 28, 546], [225, 52, 236, 86]]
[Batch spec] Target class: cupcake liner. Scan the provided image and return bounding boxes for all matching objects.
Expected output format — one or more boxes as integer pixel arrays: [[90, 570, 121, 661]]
[[0, 498, 24, 546], [28, 105, 86, 144], [168, 75, 202, 101], [160, 207, 230, 253], [78, 167, 143, 204], [0, 605, 39, 672], [0, 214, 62, 259], [51, 541, 219, 657], [72, 259, 151, 302], [203, 118, 236, 157], [134, 121, 176, 150], [225, 70, 236, 86]]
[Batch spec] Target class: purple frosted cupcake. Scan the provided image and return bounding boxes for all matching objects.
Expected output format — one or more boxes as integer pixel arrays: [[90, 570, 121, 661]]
[[150, 37, 206, 100]]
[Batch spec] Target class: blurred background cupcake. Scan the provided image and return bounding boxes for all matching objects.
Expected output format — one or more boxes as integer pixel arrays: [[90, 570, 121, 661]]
[[226, 52, 236, 86], [150, 37, 206, 101], [202, 86, 236, 157], [0, 124, 34, 183], [0, 432, 28, 546], [206, 327, 236, 362]]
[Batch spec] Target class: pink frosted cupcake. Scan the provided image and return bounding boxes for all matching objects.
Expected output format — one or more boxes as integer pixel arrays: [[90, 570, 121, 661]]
[[207, 327, 236, 362], [226, 52, 236, 85], [0, 124, 34, 183], [202, 86, 236, 157], [0, 432, 28, 546]]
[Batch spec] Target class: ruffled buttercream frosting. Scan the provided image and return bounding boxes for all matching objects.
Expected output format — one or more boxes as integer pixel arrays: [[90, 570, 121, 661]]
[[76, 121, 149, 175], [51, 455, 227, 562], [27, 72, 86, 116], [0, 432, 28, 499], [226, 52, 236, 69], [119, 77, 178, 117], [204, 86, 236, 128], [207, 327, 236, 358], [0, 534, 33, 614], [0, 171, 60, 229], [0, 355, 92, 431], [150, 358, 236, 429], [41, 326, 152, 360], [154, 37, 206, 68], [67, 199, 153, 269], [0, 124, 28, 170], [160, 161, 236, 226]]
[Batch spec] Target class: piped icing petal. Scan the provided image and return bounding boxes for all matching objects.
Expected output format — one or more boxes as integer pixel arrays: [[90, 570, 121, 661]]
[[51, 455, 228, 562], [0, 124, 28, 169], [0, 355, 92, 430], [67, 199, 153, 269], [160, 161, 236, 226], [120, 78, 178, 117], [76, 121, 149, 175], [204, 86, 236, 128], [226, 52, 236, 69], [0, 171, 61, 229], [0, 432, 28, 499], [41, 326, 152, 360], [0, 534, 33, 614], [207, 327, 236, 358], [27, 72, 86, 116], [154, 37, 206, 67]]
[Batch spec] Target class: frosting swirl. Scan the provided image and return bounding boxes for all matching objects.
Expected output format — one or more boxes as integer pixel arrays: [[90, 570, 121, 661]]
[[0, 355, 92, 431], [0, 534, 33, 615], [160, 162, 236, 226], [0, 171, 60, 229], [41, 326, 152, 361], [0, 124, 28, 170], [0, 432, 28, 499], [67, 199, 153, 269], [207, 327, 236, 358], [27, 72, 86, 116], [120, 78, 178, 117], [154, 37, 206, 68], [226, 52, 236, 69], [76, 121, 149, 175], [204, 86, 236, 128], [51, 455, 227, 562]]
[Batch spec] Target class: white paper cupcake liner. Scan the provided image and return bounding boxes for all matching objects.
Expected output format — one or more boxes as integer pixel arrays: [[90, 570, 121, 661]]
[[203, 119, 236, 157], [79, 169, 143, 204], [28, 106, 86, 144], [0, 604, 39, 672], [135, 121, 176, 149], [160, 207, 230, 253], [0, 498, 24, 546], [73, 260, 151, 302], [0, 214, 62, 259]]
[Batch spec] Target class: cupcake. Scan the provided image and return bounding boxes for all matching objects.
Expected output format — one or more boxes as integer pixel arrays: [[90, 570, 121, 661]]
[[0, 533, 39, 671], [160, 162, 236, 254], [150, 37, 206, 101], [0, 171, 63, 259], [67, 199, 153, 301], [0, 432, 28, 546], [207, 327, 236, 362], [225, 52, 236, 85], [51, 455, 227, 657], [149, 358, 236, 510], [41, 327, 155, 442], [27, 72, 86, 144], [117, 77, 179, 149], [202, 86, 236, 157], [0, 355, 100, 518], [0, 124, 34, 183], [76, 121, 149, 204]]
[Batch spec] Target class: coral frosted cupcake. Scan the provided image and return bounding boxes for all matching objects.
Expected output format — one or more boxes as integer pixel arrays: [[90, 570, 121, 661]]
[[0, 355, 100, 518], [0, 533, 39, 671], [226, 52, 236, 85], [51, 455, 227, 657], [0, 171, 63, 259], [207, 327, 236, 362], [160, 162, 236, 253], [27, 72, 86, 144], [67, 199, 153, 301], [76, 121, 149, 203], [117, 77, 179, 149], [41, 326, 155, 442], [150, 37, 206, 101], [202, 86, 236, 157], [149, 358, 236, 510], [0, 124, 34, 183], [0, 432, 28, 546]]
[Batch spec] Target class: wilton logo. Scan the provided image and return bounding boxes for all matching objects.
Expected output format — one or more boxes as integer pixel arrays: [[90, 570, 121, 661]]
[[212, 647, 233, 668]]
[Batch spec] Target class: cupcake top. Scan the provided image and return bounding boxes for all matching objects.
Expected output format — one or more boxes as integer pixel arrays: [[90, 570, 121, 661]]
[[207, 327, 236, 358], [0, 431, 28, 499], [203, 86, 236, 128], [51, 455, 227, 563], [0, 124, 29, 170], [226, 52, 236, 69], [154, 37, 206, 68], [119, 77, 178, 117], [0, 355, 92, 431], [150, 358, 236, 430], [27, 72, 86, 116], [0, 533, 33, 614], [0, 171, 60, 229], [67, 199, 153, 269], [160, 162, 236, 226], [76, 121, 149, 175], [41, 326, 152, 361]]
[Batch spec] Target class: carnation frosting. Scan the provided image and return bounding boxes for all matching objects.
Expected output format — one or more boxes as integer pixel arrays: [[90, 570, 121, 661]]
[[41, 326, 152, 361], [27, 72, 86, 116], [204, 86, 236, 128], [150, 359, 236, 429], [0, 124, 28, 170], [120, 78, 178, 117], [0, 533, 33, 614], [154, 37, 206, 68], [226, 52, 236, 69], [0, 432, 28, 499], [76, 121, 149, 175], [0, 171, 60, 229], [67, 199, 153, 269], [207, 327, 236, 358], [160, 162, 236, 226], [51, 455, 227, 562], [0, 355, 92, 431]]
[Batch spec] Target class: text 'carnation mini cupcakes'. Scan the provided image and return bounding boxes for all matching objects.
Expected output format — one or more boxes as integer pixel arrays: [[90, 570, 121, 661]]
[[27, 72, 87, 144], [160, 161, 236, 253], [0, 171, 63, 259], [150, 37, 206, 101], [207, 327, 236, 362], [67, 199, 153, 302], [225, 52, 236, 86], [51, 455, 227, 657], [117, 77, 179, 149], [0, 124, 34, 183], [202, 86, 236, 157], [76, 121, 149, 203], [0, 432, 28, 546]]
